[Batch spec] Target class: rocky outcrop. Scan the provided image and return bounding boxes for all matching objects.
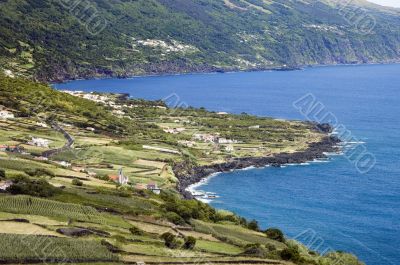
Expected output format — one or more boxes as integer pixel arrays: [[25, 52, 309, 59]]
[[175, 135, 340, 199]]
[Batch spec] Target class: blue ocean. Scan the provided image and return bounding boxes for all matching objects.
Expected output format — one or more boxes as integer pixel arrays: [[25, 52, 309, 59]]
[[55, 64, 400, 265]]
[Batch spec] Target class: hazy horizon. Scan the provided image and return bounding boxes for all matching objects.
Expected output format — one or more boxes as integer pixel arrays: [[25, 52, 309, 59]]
[[367, 0, 400, 7]]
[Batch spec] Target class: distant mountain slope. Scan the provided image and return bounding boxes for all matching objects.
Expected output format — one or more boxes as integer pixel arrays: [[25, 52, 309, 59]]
[[0, 0, 399, 81]]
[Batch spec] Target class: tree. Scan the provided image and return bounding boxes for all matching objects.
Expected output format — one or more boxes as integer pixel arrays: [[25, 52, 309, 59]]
[[72, 178, 83, 186], [183, 236, 196, 250], [280, 246, 301, 262], [161, 232, 180, 249], [129, 226, 144, 236], [265, 228, 285, 242], [6, 176, 59, 197], [165, 212, 186, 226], [243, 243, 266, 258], [247, 219, 260, 231], [0, 169, 5, 179]]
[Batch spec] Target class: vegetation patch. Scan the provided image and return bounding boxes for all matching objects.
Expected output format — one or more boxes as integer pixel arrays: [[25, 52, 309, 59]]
[[0, 234, 117, 263]]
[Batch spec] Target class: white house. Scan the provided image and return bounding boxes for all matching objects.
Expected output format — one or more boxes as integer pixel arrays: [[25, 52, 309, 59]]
[[57, 161, 71, 167], [0, 110, 14, 120], [163, 127, 186, 134], [36, 122, 48, 128], [4, 69, 14, 78], [28, 137, 52, 148], [217, 138, 237, 144], [178, 140, 195, 147], [0, 180, 13, 191], [193, 133, 218, 143], [147, 182, 161, 195]]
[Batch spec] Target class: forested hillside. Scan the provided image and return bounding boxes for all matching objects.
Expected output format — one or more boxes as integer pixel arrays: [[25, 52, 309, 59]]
[[0, 0, 399, 81]]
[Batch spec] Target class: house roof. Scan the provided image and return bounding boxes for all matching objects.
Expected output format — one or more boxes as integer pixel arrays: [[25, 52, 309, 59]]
[[108, 175, 119, 181]]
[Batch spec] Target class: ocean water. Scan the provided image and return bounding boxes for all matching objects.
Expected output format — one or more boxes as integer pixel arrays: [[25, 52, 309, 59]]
[[55, 64, 400, 265]]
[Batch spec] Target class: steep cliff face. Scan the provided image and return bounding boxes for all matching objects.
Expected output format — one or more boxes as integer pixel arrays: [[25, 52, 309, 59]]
[[0, 0, 399, 81]]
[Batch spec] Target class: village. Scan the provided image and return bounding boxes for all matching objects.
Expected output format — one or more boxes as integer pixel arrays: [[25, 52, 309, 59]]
[[0, 87, 322, 201]]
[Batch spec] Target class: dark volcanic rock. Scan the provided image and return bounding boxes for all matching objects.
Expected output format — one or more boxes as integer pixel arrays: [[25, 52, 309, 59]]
[[175, 136, 340, 199]]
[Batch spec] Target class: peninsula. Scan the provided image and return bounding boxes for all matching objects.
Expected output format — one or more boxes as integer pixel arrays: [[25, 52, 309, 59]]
[[0, 74, 362, 265]]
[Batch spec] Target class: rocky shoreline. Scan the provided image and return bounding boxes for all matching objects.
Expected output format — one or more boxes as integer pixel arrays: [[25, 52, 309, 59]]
[[174, 134, 341, 199]]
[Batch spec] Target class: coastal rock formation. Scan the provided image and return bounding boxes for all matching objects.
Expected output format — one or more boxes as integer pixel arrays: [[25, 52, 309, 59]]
[[175, 135, 340, 199]]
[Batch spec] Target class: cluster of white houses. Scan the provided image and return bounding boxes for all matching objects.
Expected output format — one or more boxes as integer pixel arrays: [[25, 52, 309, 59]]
[[163, 127, 186, 134], [192, 133, 238, 144]]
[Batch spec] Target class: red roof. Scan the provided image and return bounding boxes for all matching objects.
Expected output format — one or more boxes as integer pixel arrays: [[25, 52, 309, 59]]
[[108, 175, 119, 181]]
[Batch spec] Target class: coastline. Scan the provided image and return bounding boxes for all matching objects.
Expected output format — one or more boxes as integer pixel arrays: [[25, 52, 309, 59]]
[[49, 61, 400, 84], [174, 134, 341, 199]]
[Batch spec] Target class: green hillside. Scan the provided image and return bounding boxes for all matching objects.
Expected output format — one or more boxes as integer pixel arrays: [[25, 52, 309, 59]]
[[0, 0, 399, 81], [0, 74, 365, 265]]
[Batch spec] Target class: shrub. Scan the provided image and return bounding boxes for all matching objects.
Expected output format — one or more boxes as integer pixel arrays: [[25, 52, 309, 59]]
[[165, 211, 186, 226], [129, 226, 144, 236], [265, 243, 277, 251], [183, 236, 196, 250], [72, 179, 83, 186], [280, 246, 301, 262], [243, 243, 267, 257], [7, 176, 59, 197], [265, 228, 285, 242], [0, 169, 5, 179], [24, 168, 55, 178], [161, 232, 180, 249], [247, 219, 260, 231]]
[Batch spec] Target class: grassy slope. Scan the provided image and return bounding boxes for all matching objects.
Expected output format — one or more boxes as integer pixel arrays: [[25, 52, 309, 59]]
[[0, 0, 399, 81], [0, 75, 364, 265]]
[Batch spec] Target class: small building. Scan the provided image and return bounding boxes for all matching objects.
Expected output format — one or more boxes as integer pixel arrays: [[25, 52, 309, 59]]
[[163, 127, 186, 134], [0, 110, 14, 120], [36, 122, 48, 128], [217, 138, 237, 144], [193, 133, 218, 143], [0, 145, 7, 152], [109, 168, 129, 185], [178, 140, 195, 148], [57, 161, 71, 167], [4, 69, 14, 78], [0, 180, 13, 192], [249, 125, 260, 129], [28, 137, 52, 148], [86, 127, 96, 132], [147, 182, 161, 195], [34, 156, 49, 161], [109, 175, 119, 182]]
